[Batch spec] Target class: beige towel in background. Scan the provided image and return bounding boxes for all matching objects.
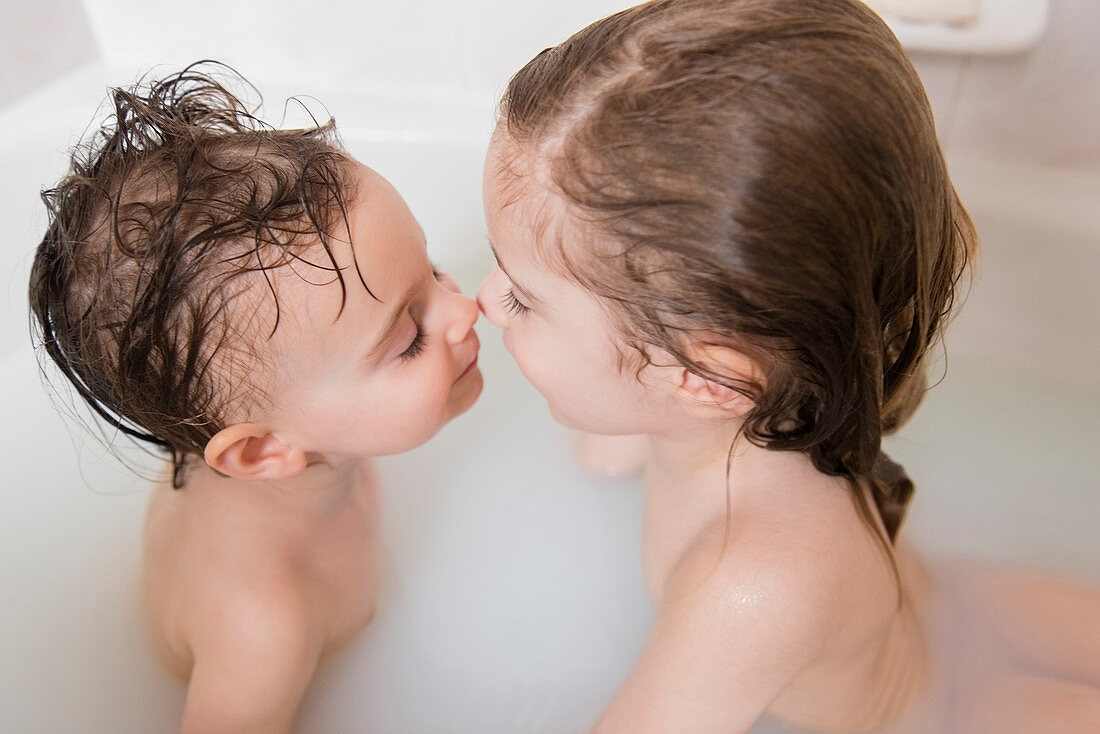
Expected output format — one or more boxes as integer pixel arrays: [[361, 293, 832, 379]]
[[865, 0, 981, 26]]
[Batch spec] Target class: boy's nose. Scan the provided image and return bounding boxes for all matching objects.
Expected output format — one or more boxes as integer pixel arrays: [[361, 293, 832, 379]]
[[445, 292, 480, 345], [437, 270, 462, 295]]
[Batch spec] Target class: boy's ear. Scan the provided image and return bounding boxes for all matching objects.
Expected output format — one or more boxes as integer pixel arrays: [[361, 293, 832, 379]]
[[675, 344, 759, 417], [204, 423, 308, 480]]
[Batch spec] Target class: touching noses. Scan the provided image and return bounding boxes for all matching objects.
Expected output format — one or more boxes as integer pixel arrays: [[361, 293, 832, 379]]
[[475, 265, 506, 328]]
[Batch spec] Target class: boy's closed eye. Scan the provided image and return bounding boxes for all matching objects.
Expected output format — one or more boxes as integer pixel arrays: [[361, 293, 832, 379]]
[[398, 265, 450, 362], [434, 267, 463, 295], [398, 325, 427, 361]]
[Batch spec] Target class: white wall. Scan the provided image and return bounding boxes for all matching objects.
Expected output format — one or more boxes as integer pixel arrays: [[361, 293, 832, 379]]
[[76, 0, 637, 105], [0, 0, 96, 104]]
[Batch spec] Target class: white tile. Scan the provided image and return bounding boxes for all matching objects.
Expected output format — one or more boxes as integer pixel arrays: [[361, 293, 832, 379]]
[[947, 0, 1100, 170], [907, 52, 967, 140]]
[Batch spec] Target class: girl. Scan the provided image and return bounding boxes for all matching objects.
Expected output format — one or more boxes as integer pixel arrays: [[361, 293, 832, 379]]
[[30, 64, 482, 733], [477, 1, 1097, 732]]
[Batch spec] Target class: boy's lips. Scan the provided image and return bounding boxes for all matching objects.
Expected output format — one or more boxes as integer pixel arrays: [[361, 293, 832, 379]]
[[456, 354, 479, 381], [455, 336, 480, 382]]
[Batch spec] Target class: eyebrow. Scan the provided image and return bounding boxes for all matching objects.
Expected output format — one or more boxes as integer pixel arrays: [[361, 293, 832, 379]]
[[488, 239, 542, 305]]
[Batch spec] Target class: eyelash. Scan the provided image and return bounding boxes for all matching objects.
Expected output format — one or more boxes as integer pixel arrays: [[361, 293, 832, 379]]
[[501, 289, 530, 317], [396, 267, 455, 365], [397, 266, 448, 362], [399, 326, 426, 361]]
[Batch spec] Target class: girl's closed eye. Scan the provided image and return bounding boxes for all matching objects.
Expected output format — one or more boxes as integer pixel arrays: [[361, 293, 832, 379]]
[[501, 289, 530, 317]]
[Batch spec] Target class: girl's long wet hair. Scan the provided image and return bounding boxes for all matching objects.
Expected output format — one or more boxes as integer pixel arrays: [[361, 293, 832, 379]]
[[29, 61, 361, 487], [499, 0, 976, 542]]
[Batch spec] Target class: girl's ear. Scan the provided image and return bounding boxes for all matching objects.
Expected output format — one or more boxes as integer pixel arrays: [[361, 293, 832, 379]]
[[679, 371, 739, 404], [675, 344, 759, 417], [203, 423, 308, 480]]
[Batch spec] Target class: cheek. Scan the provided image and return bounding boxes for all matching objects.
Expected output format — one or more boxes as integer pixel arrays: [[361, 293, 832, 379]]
[[509, 328, 609, 411], [508, 328, 660, 433], [401, 359, 455, 418], [350, 360, 454, 449], [505, 328, 562, 393], [369, 385, 452, 454]]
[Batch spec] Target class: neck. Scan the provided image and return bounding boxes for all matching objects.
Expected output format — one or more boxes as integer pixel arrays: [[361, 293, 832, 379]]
[[646, 417, 746, 478], [645, 418, 824, 502], [186, 454, 367, 514]]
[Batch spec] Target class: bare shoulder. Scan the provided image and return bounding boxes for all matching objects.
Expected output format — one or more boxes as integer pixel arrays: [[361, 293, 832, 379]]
[[663, 476, 909, 658], [179, 520, 319, 647], [662, 513, 849, 652], [149, 490, 317, 661], [595, 464, 915, 733], [594, 506, 861, 732], [179, 569, 323, 734]]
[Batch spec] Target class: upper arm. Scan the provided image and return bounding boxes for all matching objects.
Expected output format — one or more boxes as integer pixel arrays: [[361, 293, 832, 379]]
[[180, 588, 323, 734], [594, 534, 841, 734]]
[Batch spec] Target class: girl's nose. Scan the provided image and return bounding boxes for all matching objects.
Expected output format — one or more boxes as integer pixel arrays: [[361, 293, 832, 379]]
[[476, 266, 506, 328]]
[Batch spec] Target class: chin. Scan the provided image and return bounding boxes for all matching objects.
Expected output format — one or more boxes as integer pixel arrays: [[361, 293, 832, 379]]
[[547, 401, 650, 436], [545, 402, 602, 432], [448, 368, 484, 419]]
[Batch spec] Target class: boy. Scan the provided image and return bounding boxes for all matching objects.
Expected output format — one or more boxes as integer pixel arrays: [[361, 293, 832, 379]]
[[30, 63, 481, 733]]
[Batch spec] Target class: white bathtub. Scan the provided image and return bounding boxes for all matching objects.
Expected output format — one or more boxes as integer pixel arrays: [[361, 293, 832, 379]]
[[1, 65, 1097, 734]]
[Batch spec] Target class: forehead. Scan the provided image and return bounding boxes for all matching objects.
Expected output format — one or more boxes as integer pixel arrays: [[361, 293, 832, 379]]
[[484, 131, 587, 274], [484, 131, 542, 226], [346, 163, 425, 265], [249, 162, 424, 332]]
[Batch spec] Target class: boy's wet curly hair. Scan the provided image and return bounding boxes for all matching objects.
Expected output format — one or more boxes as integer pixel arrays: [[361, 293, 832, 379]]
[[29, 62, 362, 486], [499, 0, 976, 542]]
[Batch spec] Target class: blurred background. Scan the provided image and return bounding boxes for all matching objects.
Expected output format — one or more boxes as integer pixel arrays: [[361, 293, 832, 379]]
[[1, 1, 1097, 732]]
